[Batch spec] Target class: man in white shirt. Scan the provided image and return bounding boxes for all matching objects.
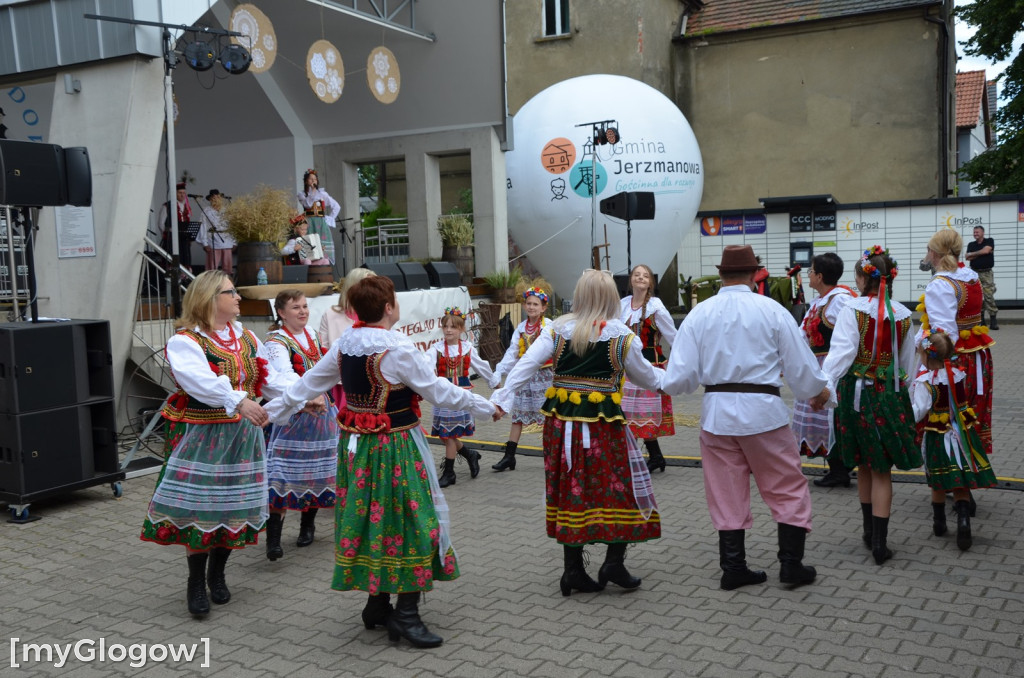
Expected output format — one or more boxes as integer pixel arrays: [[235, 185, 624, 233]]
[[663, 245, 829, 591]]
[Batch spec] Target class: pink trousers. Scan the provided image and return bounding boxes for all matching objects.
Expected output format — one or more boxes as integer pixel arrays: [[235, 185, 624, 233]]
[[205, 248, 233, 274], [700, 425, 812, 531]]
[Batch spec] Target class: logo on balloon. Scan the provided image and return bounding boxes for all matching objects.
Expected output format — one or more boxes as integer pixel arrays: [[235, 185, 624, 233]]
[[568, 161, 607, 198], [541, 137, 576, 175]]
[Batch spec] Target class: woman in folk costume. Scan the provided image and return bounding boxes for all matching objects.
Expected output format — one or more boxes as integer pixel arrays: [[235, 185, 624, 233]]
[[265, 276, 497, 648], [263, 290, 339, 560], [319, 267, 377, 409], [429, 307, 500, 487], [819, 246, 922, 565], [140, 271, 299, 617], [297, 168, 341, 264], [910, 329, 996, 551], [917, 229, 994, 516], [491, 285, 554, 472], [791, 253, 855, 487], [619, 264, 677, 473], [491, 270, 663, 596]]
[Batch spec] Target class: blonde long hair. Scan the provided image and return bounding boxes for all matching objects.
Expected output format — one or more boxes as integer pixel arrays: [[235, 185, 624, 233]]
[[332, 267, 377, 313], [554, 269, 620, 356], [175, 270, 230, 333], [927, 230, 962, 273]]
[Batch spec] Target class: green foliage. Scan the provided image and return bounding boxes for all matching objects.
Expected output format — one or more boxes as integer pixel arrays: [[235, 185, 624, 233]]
[[358, 163, 380, 198], [483, 267, 524, 290], [955, 2, 1024, 193], [448, 188, 474, 220], [437, 213, 474, 247], [361, 199, 393, 233]]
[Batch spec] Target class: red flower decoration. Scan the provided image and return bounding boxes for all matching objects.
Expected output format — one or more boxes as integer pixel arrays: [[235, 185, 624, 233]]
[[254, 357, 269, 397], [804, 315, 824, 347], [291, 353, 306, 377], [410, 394, 423, 419], [208, 361, 221, 375]]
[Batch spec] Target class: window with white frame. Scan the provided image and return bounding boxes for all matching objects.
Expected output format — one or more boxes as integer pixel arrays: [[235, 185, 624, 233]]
[[544, 0, 570, 36]]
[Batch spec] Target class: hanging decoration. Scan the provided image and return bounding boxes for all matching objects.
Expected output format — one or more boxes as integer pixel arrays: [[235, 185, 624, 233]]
[[230, 4, 277, 73], [366, 46, 400, 104], [306, 39, 345, 103]]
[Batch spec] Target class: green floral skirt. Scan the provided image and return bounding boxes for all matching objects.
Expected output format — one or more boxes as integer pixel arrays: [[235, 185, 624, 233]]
[[834, 368, 922, 472]]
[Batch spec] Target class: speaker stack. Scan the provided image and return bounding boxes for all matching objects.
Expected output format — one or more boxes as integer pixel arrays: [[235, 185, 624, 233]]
[[0, 139, 93, 207], [0, 320, 122, 520]]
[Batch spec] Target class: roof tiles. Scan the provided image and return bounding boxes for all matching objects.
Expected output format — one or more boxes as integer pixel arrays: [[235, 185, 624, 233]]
[[955, 70, 987, 129], [685, 1, 940, 35]]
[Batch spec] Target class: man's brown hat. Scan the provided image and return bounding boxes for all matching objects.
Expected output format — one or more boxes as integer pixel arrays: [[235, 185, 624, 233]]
[[716, 244, 760, 272]]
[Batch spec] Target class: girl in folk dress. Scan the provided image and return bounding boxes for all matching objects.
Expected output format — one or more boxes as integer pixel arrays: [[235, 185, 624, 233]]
[[820, 247, 922, 565], [319, 267, 377, 409], [491, 270, 663, 596], [296, 168, 341, 264], [620, 264, 677, 472], [263, 290, 339, 560], [491, 286, 553, 471], [429, 307, 500, 487], [911, 330, 996, 551]]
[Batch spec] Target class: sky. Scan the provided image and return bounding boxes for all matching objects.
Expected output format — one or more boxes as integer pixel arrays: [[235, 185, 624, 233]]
[[954, 0, 1022, 100]]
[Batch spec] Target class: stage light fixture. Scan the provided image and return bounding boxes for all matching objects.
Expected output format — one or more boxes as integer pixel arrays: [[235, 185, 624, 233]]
[[184, 41, 216, 71], [604, 127, 619, 144], [219, 44, 252, 74], [592, 124, 621, 146]]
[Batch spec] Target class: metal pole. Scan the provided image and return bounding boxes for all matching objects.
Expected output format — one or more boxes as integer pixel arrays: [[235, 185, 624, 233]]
[[163, 29, 182, 318]]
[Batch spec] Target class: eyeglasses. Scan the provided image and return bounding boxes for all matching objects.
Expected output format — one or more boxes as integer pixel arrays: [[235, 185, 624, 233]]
[[219, 289, 240, 297]]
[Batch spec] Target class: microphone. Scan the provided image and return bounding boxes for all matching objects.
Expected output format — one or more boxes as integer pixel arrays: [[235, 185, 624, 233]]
[[187, 193, 203, 199]]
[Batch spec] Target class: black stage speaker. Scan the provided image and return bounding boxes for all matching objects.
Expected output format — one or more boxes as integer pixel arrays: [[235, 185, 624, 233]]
[[425, 261, 461, 287], [0, 140, 67, 207], [599, 191, 656, 221], [366, 262, 407, 291], [397, 262, 430, 290], [63, 146, 93, 207]]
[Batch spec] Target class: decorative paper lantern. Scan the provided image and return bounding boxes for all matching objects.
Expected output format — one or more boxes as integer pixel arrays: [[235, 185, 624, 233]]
[[230, 4, 277, 73], [366, 46, 400, 104], [505, 74, 704, 298], [306, 39, 344, 103]]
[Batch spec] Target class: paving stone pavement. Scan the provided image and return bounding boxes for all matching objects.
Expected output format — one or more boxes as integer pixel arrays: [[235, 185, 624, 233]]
[[3, 319, 1024, 677]]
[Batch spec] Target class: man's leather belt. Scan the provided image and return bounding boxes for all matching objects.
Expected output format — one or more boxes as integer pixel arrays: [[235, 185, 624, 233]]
[[704, 383, 781, 397]]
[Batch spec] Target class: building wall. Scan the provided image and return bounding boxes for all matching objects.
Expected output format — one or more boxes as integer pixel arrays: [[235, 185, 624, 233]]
[[956, 110, 990, 197], [675, 10, 952, 211], [505, 0, 684, 115]]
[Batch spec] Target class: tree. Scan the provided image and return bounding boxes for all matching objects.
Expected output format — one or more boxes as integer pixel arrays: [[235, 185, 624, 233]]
[[357, 163, 380, 198], [955, 1, 1024, 193]]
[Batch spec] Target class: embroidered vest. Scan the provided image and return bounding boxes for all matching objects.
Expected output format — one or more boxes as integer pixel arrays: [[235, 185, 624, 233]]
[[265, 330, 325, 376], [519, 319, 553, 368], [337, 351, 418, 433], [931, 275, 994, 354], [629, 307, 666, 365], [803, 295, 843, 357], [435, 345, 472, 388], [849, 311, 911, 379], [922, 377, 978, 434], [541, 333, 630, 423]]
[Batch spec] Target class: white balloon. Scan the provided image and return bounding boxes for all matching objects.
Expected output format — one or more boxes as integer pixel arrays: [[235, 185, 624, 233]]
[[506, 74, 704, 300]]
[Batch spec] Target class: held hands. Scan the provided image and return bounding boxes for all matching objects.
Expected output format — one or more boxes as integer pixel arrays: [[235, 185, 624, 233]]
[[301, 395, 327, 416], [237, 398, 269, 427], [809, 387, 831, 411], [492, 405, 506, 422]]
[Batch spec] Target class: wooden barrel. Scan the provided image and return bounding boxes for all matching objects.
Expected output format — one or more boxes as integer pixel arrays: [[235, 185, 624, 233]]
[[236, 242, 283, 286], [308, 265, 334, 284], [442, 245, 475, 284]]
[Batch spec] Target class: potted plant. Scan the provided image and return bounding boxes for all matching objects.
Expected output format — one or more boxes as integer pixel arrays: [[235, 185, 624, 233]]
[[437, 213, 474, 283], [482, 267, 523, 304], [223, 185, 293, 286]]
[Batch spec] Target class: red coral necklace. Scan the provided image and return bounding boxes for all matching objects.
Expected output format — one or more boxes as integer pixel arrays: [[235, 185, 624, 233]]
[[209, 324, 239, 351], [443, 339, 463, 380], [283, 325, 319, 361]]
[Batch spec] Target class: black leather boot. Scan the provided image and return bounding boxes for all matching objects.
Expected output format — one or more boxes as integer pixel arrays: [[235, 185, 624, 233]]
[[559, 544, 604, 596], [860, 502, 873, 548], [645, 439, 666, 473], [718, 530, 767, 591], [989, 314, 999, 330], [362, 592, 393, 630], [207, 547, 231, 605], [386, 592, 443, 648], [871, 515, 893, 564], [955, 500, 973, 551], [265, 512, 284, 561], [932, 502, 948, 537], [778, 523, 817, 586], [186, 553, 210, 617], [458, 445, 481, 478], [296, 508, 318, 547], [813, 455, 851, 488], [438, 458, 456, 488], [968, 490, 977, 517], [492, 441, 517, 471], [598, 542, 641, 590]]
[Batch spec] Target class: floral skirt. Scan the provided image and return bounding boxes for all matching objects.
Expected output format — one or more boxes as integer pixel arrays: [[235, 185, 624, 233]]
[[431, 407, 474, 439], [509, 367, 553, 426], [267, 405, 339, 511], [140, 419, 266, 550], [923, 428, 997, 492], [332, 426, 458, 594], [792, 357, 832, 457], [306, 215, 335, 263], [834, 370, 922, 472], [542, 417, 661, 545], [960, 348, 993, 456]]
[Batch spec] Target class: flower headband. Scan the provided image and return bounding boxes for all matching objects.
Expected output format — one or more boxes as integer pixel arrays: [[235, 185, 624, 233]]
[[918, 328, 949, 360], [444, 306, 465, 318], [305, 168, 318, 175], [523, 287, 549, 303], [859, 246, 898, 279]]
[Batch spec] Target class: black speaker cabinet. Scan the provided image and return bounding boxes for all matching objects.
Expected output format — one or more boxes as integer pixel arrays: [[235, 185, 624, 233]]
[[0, 320, 114, 414], [63, 146, 93, 207], [599, 191, 656, 221], [366, 262, 407, 291], [397, 262, 430, 290], [0, 401, 118, 496], [425, 261, 461, 287], [0, 139, 68, 207]]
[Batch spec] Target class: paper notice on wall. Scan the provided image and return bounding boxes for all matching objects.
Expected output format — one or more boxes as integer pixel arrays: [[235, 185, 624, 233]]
[[56, 206, 97, 258]]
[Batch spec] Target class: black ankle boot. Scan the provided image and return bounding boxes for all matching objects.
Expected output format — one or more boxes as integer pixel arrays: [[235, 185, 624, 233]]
[[458, 445, 481, 478], [438, 458, 456, 488], [207, 548, 231, 605], [989, 314, 999, 330], [644, 439, 666, 473], [778, 523, 817, 586], [718, 530, 767, 591], [932, 502, 948, 537], [968, 490, 977, 517], [955, 500, 973, 551], [362, 592, 393, 630], [265, 512, 284, 561], [186, 553, 210, 617], [492, 441, 517, 472], [387, 592, 443, 648], [598, 542, 641, 590], [860, 503, 873, 548], [871, 515, 893, 564], [559, 544, 604, 596], [814, 455, 851, 488], [296, 509, 318, 547]]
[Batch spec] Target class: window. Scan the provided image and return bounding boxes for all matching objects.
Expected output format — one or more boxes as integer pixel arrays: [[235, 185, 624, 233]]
[[544, 0, 570, 37]]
